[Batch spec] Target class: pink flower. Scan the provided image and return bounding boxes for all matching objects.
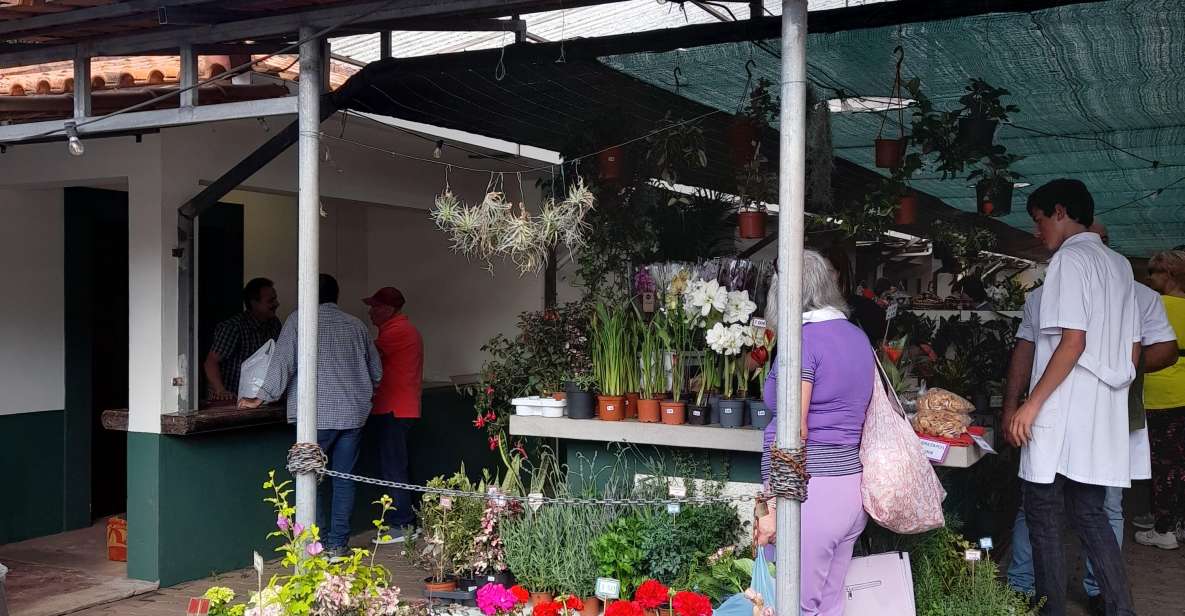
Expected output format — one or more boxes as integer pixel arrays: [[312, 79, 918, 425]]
[[488, 437, 499, 451], [293, 522, 305, 536], [474, 414, 488, 428], [276, 516, 290, 532], [306, 541, 324, 556], [476, 583, 517, 616]]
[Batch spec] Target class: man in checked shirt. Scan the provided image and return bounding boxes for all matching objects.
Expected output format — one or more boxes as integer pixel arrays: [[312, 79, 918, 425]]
[[240, 274, 382, 559]]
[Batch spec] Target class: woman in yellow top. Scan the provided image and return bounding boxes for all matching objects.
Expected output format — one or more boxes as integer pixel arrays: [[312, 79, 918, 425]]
[[1137, 250, 1185, 550]]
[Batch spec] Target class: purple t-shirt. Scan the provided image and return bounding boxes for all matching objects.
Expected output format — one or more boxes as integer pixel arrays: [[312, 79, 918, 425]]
[[762, 319, 874, 447]]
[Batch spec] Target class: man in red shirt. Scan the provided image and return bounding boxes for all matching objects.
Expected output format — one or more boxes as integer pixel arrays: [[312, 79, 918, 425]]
[[363, 286, 423, 543]]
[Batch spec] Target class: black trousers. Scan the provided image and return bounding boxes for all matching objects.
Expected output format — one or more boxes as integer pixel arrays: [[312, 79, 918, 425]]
[[365, 413, 418, 527], [1023, 475, 1135, 616]]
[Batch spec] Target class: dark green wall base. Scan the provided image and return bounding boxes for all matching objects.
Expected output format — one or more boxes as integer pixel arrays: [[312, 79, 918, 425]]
[[0, 411, 66, 544], [562, 440, 762, 494]]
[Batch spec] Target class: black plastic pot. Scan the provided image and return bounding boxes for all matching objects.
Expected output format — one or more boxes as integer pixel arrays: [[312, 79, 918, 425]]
[[687, 404, 710, 425], [976, 179, 1013, 217], [566, 389, 596, 420], [709, 393, 722, 425], [719, 399, 746, 428], [958, 117, 998, 151], [748, 399, 772, 429]]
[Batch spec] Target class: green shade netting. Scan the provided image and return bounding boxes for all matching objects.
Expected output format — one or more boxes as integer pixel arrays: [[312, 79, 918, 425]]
[[600, 0, 1185, 256]]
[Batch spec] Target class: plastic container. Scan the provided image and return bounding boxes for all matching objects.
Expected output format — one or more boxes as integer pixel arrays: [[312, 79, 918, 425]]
[[687, 404, 710, 425], [718, 399, 746, 428], [511, 396, 566, 418], [748, 399, 772, 429]]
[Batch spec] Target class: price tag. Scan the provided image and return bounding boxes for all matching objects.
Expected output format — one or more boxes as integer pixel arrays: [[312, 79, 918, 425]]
[[920, 439, 950, 464], [253, 551, 264, 575], [439, 496, 453, 510], [979, 537, 994, 551], [595, 577, 621, 600], [606, 404, 615, 412], [187, 598, 211, 616], [667, 503, 681, 515], [668, 482, 687, 499], [886, 302, 899, 320], [642, 291, 656, 313], [488, 486, 506, 507], [751, 318, 767, 329], [964, 549, 982, 562], [528, 492, 544, 512], [970, 433, 997, 455]]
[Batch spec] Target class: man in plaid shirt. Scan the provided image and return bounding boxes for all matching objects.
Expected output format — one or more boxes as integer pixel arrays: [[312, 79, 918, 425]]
[[203, 277, 281, 401], [240, 274, 382, 557]]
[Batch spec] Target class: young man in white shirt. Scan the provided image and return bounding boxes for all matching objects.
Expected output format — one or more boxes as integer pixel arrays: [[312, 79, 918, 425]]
[[1006, 180, 1142, 616]]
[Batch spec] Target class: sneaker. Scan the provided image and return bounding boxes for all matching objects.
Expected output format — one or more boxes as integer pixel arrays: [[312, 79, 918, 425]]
[[1134, 529, 1179, 550], [326, 545, 351, 561], [1175, 524, 1185, 544], [372, 527, 418, 545], [1132, 514, 1155, 530]]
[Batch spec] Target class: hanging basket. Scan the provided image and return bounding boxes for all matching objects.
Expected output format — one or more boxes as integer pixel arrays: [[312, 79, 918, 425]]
[[976, 179, 1013, 217], [894, 192, 919, 225], [738, 210, 768, 239], [874, 137, 907, 169], [728, 117, 760, 166], [958, 117, 999, 151], [597, 146, 626, 182]]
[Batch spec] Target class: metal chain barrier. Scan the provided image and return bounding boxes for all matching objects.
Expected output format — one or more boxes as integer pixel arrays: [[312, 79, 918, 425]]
[[767, 445, 809, 502]]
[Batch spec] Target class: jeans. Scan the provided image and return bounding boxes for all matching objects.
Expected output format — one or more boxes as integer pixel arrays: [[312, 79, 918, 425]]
[[317, 427, 363, 548], [365, 413, 417, 527], [1023, 476, 1134, 616], [1009, 487, 1124, 598]]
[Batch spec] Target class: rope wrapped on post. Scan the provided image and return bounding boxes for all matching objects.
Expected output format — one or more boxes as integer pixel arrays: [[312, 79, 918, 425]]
[[287, 442, 328, 482], [768, 445, 809, 502]]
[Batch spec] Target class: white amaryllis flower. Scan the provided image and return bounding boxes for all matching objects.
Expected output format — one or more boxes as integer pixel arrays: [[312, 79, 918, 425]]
[[683, 277, 726, 319], [723, 290, 757, 324], [705, 322, 730, 354], [710, 283, 729, 314], [707, 323, 755, 355]]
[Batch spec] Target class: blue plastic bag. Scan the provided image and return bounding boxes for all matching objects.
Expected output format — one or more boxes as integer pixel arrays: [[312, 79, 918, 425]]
[[713, 550, 776, 616]]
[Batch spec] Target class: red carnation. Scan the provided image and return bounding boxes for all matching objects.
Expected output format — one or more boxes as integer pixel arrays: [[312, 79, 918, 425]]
[[563, 596, 585, 612], [605, 601, 644, 616], [510, 585, 530, 605], [534, 601, 562, 616], [672, 592, 712, 616], [633, 580, 670, 609]]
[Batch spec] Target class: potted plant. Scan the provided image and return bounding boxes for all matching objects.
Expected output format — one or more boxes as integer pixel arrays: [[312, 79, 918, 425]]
[[729, 78, 777, 168], [637, 312, 665, 423], [956, 78, 1019, 152], [969, 153, 1022, 217], [591, 302, 629, 421], [565, 373, 598, 419], [746, 328, 775, 429], [710, 323, 755, 429], [688, 351, 717, 426], [736, 155, 775, 239], [409, 472, 485, 593], [623, 311, 642, 420], [646, 111, 707, 186], [655, 307, 691, 425]]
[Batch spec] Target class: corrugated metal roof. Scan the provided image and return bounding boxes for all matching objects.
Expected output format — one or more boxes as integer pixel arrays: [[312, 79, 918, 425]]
[[330, 0, 896, 62]]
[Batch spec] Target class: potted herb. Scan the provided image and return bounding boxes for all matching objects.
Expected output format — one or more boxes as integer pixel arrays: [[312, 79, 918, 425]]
[[591, 302, 629, 421], [565, 373, 598, 420], [957, 78, 1019, 152]]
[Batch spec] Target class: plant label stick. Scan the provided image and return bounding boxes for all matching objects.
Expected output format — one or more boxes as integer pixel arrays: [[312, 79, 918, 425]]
[[596, 577, 621, 600]]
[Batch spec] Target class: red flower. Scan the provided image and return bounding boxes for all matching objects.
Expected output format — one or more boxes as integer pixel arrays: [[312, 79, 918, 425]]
[[488, 436, 499, 451], [672, 592, 712, 616], [534, 601, 562, 616], [920, 343, 938, 362], [510, 586, 530, 605], [563, 596, 584, 612], [633, 580, 670, 609], [474, 414, 488, 428], [513, 440, 528, 458], [764, 329, 775, 343], [486, 386, 495, 396], [749, 346, 768, 365], [485, 411, 497, 423], [605, 601, 644, 616]]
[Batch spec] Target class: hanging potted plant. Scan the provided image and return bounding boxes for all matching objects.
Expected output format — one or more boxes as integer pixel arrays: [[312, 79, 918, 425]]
[[591, 302, 628, 421], [956, 78, 1019, 153], [637, 311, 665, 423], [874, 47, 908, 169], [646, 111, 707, 186], [729, 77, 777, 167], [895, 190, 919, 225], [968, 153, 1022, 217], [736, 155, 776, 239]]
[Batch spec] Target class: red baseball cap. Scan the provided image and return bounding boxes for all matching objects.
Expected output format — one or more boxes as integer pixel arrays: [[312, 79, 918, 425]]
[[363, 287, 405, 310]]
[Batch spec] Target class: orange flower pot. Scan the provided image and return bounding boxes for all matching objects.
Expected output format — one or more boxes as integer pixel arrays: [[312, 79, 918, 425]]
[[660, 400, 686, 425], [624, 392, 640, 419], [597, 395, 626, 421], [637, 398, 662, 423]]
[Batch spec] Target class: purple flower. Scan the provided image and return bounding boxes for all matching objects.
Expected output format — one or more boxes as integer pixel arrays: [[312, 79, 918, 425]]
[[306, 541, 324, 557], [293, 522, 305, 536], [276, 516, 290, 532]]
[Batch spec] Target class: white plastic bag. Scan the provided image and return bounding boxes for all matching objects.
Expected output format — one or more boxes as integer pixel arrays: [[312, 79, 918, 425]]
[[237, 339, 274, 400]]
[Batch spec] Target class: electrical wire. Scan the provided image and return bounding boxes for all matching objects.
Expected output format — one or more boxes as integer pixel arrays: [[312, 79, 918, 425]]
[[1095, 173, 1185, 217]]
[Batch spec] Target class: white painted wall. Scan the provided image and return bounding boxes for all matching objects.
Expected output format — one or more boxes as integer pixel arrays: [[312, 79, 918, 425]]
[[0, 189, 65, 415]]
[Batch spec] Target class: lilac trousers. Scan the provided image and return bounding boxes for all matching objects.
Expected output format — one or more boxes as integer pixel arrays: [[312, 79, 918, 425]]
[[765, 473, 867, 616]]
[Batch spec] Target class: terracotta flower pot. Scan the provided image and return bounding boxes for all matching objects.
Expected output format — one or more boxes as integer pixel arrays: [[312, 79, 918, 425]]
[[530, 592, 555, 607], [894, 192, 918, 225], [874, 137, 906, 169], [597, 147, 626, 182], [738, 211, 767, 239], [660, 400, 686, 425], [552, 392, 566, 401], [637, 397, 662, 423], [581, 596, 602, 616], [425, 577, 458, 592], [976, 179, 1013, 217], [597, 395, 626, 421], [625, 392, 640, 419]]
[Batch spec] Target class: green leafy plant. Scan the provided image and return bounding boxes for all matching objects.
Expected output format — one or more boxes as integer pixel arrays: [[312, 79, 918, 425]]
[[655, 306, 693, 401], [958, 78, 1020, 124], [911, 526, 1039, 616], [591, 301, 632, 396], [590, 514, 650, 596], [407, 471, 485, 581], [647, 111, 708, 186], [638, 311, 668, 399]]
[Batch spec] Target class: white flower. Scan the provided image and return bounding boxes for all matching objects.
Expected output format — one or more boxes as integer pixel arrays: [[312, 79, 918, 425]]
[[723, 290, 757, 324], [710, 283, 729, 315], [706, 322, 729, 353]]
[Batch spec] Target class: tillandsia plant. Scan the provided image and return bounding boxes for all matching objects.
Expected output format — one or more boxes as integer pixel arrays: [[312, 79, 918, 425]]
[[591, 301, 631, 397], [203, 472, 402, 616]]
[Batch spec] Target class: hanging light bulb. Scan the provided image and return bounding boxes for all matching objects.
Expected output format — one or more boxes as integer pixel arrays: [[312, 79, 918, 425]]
[[433, 140, 444, 159], [64, 121, 84, 156]]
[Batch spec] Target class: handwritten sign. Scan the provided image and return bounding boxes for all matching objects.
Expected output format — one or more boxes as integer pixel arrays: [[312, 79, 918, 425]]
[[970, 434, 997, 455], [595, 577, 621, 600], [439, 496, 452, 510], [964, 549, 982, 562], [886, 302, 899, 320], [979, 537, 994, 551], [920, 439, 950, 464]]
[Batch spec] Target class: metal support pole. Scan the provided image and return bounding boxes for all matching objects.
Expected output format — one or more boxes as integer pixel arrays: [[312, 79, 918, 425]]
[[73, 54, 91, 119], [775, 1, 807, 614], [295, 25, 322, 533], [180, 44, 198, 107], [379, 31, 392, 59]]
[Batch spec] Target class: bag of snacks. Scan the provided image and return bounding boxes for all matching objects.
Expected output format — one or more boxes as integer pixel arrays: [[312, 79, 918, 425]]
[[912, 409, 973, 438], [916, 388, 975, 414]]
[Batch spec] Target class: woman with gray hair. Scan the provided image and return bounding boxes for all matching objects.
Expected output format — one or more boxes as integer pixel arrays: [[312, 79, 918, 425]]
[[756, 249, 875, 616]]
